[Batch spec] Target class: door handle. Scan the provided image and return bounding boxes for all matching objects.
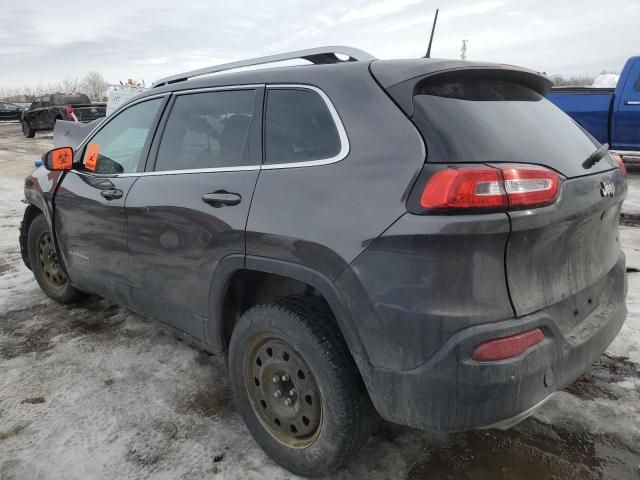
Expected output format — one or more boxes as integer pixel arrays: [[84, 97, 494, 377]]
[[202, 191, 242, 207], [100, 189, 123, 200], [625, 100, 640, 105]]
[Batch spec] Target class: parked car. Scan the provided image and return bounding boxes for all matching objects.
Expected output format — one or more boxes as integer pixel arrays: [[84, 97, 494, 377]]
[[21, 93, 106, 138], [0, 102, 23, 121], [19, 47, 628, 477], [547, 56, 640, 153]]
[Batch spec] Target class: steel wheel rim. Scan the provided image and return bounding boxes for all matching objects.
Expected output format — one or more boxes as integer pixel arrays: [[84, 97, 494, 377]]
[[38, 231, 67, 289], [244, 335, 322, 448]]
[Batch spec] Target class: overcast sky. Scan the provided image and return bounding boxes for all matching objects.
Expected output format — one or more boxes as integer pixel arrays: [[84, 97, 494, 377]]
[[1, 0, 637, 88]]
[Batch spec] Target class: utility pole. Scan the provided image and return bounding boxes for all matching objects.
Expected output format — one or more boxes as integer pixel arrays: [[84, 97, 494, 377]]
[[425, 9, 439, 58], [460, 39, 468, 60]]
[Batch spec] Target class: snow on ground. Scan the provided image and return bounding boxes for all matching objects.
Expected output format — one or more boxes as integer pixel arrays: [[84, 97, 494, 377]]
[[1, 123, 640, 479]]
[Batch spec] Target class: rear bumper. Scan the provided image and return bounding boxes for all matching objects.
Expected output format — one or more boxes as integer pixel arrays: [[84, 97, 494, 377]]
[[363, 255, 627, 432]]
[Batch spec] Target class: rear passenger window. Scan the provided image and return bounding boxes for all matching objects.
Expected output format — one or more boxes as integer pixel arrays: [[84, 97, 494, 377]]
[[155, 90, 255, 171], [265, 88, 341, 164]]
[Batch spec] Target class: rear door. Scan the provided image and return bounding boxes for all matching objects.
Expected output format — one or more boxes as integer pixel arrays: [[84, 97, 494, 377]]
[[612, 61, 640, 150], [125, 86, 262, 339], [5, 103, 22, 121], [54, 96, 167, 301], [0, 103, 9, 121], [407, 70, 626, 319]]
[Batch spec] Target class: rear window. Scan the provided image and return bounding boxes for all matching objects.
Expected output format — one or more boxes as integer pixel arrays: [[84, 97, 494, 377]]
[[52, 94, 91, 106], [412, 73, 609, 177], [265, 88, 341, 165]]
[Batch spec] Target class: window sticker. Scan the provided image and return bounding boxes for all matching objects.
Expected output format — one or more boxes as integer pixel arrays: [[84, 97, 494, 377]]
[[85, 143, 100, 171], [52, 148, 73, 170]]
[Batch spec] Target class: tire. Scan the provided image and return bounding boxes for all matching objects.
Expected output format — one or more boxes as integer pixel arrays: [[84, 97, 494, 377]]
[[228, 295, 373, 477], [27, 215, 84, 303], [22, 120, 35, 138]]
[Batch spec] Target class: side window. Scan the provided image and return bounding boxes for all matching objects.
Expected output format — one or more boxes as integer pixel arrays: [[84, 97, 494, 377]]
[[265, 88, 341, 164], [155, 89, 255, 171], [79, 98, 163, 174], [634, 76, 640, 91], [41, 96, 51, 107], [0, 104, 6, 111], [6, 103, 18, 111]]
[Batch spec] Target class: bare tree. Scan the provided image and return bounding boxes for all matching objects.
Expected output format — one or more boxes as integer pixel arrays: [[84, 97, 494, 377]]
[[60, 76, 81, 93], [81, 71, 109, 102]]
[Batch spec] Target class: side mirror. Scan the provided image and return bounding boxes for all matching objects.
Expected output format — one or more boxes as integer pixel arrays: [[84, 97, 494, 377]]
[[42, 147, 74, 171]]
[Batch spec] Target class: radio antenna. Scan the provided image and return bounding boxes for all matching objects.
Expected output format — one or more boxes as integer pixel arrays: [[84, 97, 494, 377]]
[[424, 8, 439, 58]]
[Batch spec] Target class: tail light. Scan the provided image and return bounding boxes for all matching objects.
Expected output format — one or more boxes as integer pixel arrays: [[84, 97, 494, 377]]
[[65, 106, 75, 118], [419, 164, 560, 212], [471, 328, 544, 362], [610, 152, 627, 177]]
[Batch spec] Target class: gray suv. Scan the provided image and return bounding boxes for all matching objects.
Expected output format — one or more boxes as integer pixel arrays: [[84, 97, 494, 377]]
[[20, 46, 627, 476]]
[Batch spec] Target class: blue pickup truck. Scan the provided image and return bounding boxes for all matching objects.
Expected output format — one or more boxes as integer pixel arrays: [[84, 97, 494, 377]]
[[547, 56, 640, 153]]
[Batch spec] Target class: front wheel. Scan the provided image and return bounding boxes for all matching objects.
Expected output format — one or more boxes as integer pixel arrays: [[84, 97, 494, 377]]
[[27, 215, 84, 303], [22, 120, 35, 138], [228, 296, 373, 477]]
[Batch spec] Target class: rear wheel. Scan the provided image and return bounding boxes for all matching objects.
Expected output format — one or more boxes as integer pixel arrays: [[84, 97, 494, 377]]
[[229, 296, 372, 477], [21, 120, 35, 138], [27, 215, 84, 303]]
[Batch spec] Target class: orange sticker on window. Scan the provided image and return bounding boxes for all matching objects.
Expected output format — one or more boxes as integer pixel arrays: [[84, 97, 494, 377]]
[[51, 147, 73, 170], [84, 143, 100, 171]]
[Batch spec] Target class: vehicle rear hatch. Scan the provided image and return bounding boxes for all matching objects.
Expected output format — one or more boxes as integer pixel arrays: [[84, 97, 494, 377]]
[[371, 60, 627, 320]]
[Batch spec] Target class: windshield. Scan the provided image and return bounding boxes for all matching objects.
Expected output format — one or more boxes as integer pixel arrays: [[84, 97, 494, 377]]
[[52, 94, 91, 106]]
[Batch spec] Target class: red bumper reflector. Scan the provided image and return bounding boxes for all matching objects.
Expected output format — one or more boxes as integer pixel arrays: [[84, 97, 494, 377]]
[[471, 328, 544, 362]]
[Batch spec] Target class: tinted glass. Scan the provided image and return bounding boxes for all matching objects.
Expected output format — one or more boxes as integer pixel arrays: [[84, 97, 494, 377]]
[[155, 90, 255, 171], [52, 94, 91, 106], [80, 98, 163, 174], [265, 88, 340, 164], [5, 103, 18, 111], [412, 74, 610, 177]]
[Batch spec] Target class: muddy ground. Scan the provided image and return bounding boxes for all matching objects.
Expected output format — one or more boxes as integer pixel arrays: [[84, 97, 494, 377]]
[[1, 122, 639, 479]]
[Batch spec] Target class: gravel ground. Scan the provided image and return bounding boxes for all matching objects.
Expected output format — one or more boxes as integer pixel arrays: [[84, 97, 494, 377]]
[[1, 122, 639, 479]]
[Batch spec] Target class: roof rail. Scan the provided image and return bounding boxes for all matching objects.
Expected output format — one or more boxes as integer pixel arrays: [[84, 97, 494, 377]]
[[152, 46, 376, 88]]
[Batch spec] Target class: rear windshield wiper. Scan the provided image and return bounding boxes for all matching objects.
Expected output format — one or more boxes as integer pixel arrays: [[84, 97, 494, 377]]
[[582, 143, 609, 169]]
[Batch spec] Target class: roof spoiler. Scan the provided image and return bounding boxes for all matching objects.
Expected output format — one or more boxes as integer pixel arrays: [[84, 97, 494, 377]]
[[152, 46, 376, 88], [371, 60, 553, 116]]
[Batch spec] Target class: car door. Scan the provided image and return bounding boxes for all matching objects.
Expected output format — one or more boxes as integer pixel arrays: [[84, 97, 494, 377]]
[[5, 103, 21, 121], [35, 96, 52, 128], [612, 61, 640, 150], [54, 96, 167, 303], [28, 99, 41, 127], [0, 103, 8, 121], [125, 86, 262, 340]]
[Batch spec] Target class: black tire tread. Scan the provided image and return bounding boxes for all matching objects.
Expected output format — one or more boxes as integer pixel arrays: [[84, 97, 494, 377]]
[[22, 120, 35, 138], [27, 215, 84, 304], [229, 295, 373, 476]]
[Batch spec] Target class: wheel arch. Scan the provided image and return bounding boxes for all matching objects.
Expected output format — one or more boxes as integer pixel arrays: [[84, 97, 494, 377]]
[[206, 255, 372, 374], [19, 203, 45, 270]]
